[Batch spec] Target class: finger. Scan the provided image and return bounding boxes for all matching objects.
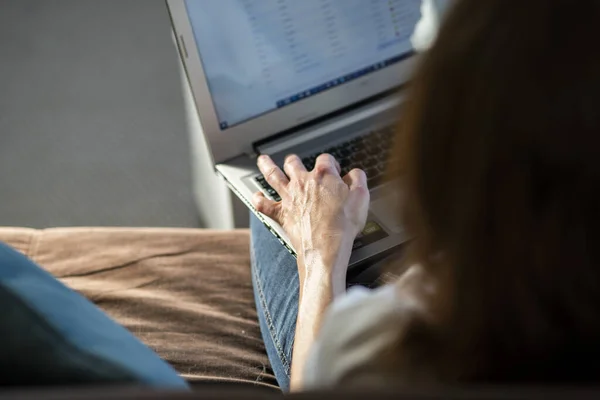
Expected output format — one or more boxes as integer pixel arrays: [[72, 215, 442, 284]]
[[333, 158, 341, 175], [252, 192, 282, 222], [313, 153, 340, 177], [343, 169, 370, 227], [283, 154, 307, 180], [257, 155, 289, 193], [343, 168, 368, 191]]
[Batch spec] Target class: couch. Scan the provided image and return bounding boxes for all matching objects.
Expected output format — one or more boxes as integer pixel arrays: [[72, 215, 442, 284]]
[[0, 226, 276, 390], [0, 226, 598, 399]]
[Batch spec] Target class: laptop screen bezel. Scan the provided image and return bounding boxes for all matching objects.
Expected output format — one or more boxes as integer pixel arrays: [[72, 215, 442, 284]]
[[167, 0, 418, 164]]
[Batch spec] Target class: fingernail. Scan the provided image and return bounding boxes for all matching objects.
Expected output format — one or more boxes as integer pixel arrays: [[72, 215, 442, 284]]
[[258, 155, 268, 163]]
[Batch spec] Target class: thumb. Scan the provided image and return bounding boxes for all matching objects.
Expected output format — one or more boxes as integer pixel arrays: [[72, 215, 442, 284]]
[[343, 169, 370, 224], [252, 192, 283, 223]]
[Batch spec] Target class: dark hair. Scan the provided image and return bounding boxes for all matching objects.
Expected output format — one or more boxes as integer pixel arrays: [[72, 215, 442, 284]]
[[390, 0, 600, 383]]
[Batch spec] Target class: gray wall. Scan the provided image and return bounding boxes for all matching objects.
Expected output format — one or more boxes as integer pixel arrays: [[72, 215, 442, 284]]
[[0, 0, 200, 228]]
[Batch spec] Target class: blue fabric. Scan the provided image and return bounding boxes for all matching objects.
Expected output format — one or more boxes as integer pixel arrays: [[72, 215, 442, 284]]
[[0, 242, 188, 388], [250, 216, 299, 392]]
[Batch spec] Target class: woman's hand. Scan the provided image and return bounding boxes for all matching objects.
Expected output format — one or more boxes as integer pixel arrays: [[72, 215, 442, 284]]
[[252, 153, 370, 280], [253, 153, 370, 390]]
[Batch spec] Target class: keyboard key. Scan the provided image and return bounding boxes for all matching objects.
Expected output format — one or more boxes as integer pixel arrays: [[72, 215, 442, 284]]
[[363, 157, 377, 169], [376, 128, 393, 142], [302, 156, 316, 170], [255, 175, 281, 201], [330, 150, 343, 159], [379, 143, 391, 155], [365, 167, 379, 179], [349, 144, 363, 154], [376, 152, 388, 163], [350, 153, 364, 163], [339, 148, 351, 158]]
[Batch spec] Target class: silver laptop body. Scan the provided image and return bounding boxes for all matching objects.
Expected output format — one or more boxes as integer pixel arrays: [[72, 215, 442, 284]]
[[167, 0, 424, 269]]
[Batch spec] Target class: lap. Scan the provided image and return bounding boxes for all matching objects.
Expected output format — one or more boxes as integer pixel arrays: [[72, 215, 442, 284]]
[[250, 216, 299, 391]]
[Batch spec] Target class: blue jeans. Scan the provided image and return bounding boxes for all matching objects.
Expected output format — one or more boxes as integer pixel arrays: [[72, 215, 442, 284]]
[[250, 216, 299, 391]]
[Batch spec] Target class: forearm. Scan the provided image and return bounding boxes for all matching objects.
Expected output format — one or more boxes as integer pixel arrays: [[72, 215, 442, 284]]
[[252, 152, 369, 390], [289, 243, 352, 391]]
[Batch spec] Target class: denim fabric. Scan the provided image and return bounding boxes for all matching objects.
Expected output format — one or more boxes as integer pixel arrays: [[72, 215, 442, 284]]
[[0, 242, 188, 388], [250, 216, 299, 392]]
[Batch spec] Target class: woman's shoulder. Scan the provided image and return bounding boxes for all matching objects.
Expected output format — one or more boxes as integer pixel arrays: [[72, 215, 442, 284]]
[[303, 265, 431, 389]]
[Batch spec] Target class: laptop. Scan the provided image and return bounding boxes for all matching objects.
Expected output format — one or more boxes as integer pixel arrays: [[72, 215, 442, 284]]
[[167, 0, 423, 269]]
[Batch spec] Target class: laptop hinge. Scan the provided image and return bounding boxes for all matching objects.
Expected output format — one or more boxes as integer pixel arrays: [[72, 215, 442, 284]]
[[244, 145, 259, 159], [254, 93, 403, 156]]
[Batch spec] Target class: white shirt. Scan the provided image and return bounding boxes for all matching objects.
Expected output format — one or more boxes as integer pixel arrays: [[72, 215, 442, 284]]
[[302, 264, 437, 389]]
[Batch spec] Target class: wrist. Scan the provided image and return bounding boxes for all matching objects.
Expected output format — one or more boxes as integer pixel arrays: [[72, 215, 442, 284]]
[[298, 237, 353, 296], [300, 229, 354, 262]]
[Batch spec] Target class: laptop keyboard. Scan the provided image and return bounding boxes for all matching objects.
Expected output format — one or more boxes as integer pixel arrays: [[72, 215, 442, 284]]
[[255, 126, 395, 202]]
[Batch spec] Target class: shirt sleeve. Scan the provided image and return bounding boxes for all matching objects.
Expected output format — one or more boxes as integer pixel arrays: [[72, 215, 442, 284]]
[[302, 284, 413, 390]]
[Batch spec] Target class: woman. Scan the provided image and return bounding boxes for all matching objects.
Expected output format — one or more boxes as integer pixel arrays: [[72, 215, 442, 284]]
[[251, 0, 600, 391]]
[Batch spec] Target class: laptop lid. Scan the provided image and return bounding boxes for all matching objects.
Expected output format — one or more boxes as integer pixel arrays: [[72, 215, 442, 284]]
[[168, 0, 422, 164]]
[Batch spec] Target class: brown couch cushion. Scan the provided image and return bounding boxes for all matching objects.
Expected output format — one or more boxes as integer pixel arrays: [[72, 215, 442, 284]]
[[0, 227, 277, 390]]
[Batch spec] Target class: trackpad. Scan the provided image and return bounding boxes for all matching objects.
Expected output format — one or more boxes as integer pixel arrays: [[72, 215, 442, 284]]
[[370, 190, 404, 234]]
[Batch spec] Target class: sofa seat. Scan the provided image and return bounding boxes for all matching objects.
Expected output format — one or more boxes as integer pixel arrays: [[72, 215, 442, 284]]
[[0, 227, 277, 390]]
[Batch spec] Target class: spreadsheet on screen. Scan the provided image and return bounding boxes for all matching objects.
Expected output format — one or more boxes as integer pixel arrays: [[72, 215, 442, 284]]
[[184, 0, 421, 129]]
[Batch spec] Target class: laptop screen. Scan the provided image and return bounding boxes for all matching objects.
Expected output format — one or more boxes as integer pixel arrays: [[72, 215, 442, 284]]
[[184, 0, 422, 130]]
